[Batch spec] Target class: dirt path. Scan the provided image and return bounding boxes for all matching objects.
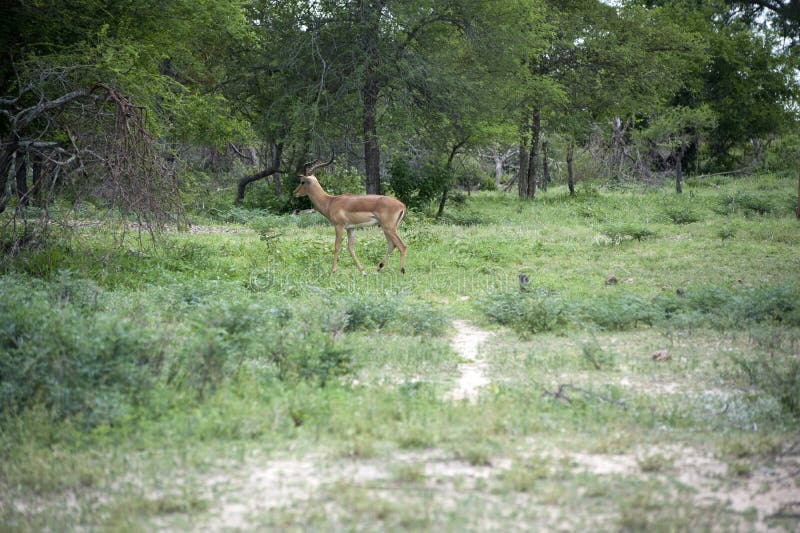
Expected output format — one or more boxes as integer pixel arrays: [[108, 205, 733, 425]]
[[445, 320, 493, 403]]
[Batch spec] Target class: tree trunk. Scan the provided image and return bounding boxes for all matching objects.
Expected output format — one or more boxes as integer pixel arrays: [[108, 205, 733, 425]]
[[0, 148, 16, 214], [517, 142, 528, 198], [436, 186, 448, 217], [271, 143, 283, 197], [541, 139, 549, 192], [517, 114, 530, 199], [523, 108, 540, 200], [30, 154, 44, 204], [611, 117, 627, 178], [234, 143, 282, 205], [676, 142, 685, 194], [436, 140, 466, 218], [15, 153, 28, 207], [362, 79, 381, 194], [567, 142, 575, 196], [494, 154, 504, 188], [796, 165, 799, 219], [361, 2, 383, 195]]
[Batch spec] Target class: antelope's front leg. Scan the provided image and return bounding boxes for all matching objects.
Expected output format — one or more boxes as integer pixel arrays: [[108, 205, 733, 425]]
[[332, 225, 344, 273], [347, 228, 365, 274]]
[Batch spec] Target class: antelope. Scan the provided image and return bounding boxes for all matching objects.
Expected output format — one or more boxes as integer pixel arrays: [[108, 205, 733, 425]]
[[293, 158, 407, 274]]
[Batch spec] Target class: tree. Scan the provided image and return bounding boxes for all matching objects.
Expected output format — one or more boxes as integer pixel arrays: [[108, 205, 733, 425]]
[[703, 21, 798, 168], [1, 0, 250, 248], [637, 105, 716, 193], [293, 0, 536, 194]]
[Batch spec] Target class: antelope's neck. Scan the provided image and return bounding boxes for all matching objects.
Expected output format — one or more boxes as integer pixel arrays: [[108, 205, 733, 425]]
[[307, 184, 333, 218]]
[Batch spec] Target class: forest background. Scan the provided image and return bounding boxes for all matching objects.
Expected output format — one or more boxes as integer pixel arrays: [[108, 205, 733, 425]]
[[2, 0, 800, 224]]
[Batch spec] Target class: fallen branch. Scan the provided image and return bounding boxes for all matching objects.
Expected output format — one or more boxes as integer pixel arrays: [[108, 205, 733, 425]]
[[543, 383, 628, 410]]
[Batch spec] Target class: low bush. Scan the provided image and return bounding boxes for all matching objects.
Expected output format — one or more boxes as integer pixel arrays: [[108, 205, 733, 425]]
[[388, 159, 451, 209], [0, 274, 162, 424], [732, 352, 800, 418], [715, 191, 792, 216], [482, 284, 800, 335], [600, 223, 656, 243], [579, 293, 658, 330], [664, 205, 703, 225], [0, 274, 366, 425], [482, 290, 570, 335], [340, 295, 449, 336]]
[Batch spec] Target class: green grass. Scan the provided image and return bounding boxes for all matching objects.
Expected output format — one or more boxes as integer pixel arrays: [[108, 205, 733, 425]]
[[1, 173, 799, 531]]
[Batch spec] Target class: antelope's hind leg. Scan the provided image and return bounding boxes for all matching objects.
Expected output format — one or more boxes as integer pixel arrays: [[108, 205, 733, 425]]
[[377, 229, 407, 274]]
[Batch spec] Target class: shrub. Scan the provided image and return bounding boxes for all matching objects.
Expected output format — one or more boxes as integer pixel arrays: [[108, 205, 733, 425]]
[[318, 166, 363, 196], [341, 295, 448, 336], [388, 159, 451, 209], [482, 290, 569, 335], [715, 191, 790, 216], [664, 205, 703, 225], [481, 285, 800, 336], [0, 275, 162, 424], [166, 296, 357, 392], [264, 324, 353, 387], [731, 352, 800, 418], [601, 223, 656, 243], [579, 293, 657, 330]]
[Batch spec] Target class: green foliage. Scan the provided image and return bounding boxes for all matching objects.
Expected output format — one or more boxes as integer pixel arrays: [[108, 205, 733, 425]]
[[663, 205, 703, 225], [582, 293, 658, 330], [388, 159, 452, 209], [482, 290, 570, 335], [732, 351, 800, 418], [0, 274, 161, 424], [318, 167, 363, 196], [341, 295, 448, 336], [600, 223, 656, 243], [483, 284, 800, 335], [581, 340, 617, 370], [716, 191, 789, 216]]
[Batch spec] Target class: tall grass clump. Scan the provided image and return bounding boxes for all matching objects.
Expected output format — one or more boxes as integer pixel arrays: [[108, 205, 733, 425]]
[[731, 348, 800, 418], [600, 223, 656, 243], [579, 293, 659, 330]]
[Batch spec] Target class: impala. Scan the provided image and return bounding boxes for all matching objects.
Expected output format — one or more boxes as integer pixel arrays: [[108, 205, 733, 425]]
[[293, 159, 407, 274]]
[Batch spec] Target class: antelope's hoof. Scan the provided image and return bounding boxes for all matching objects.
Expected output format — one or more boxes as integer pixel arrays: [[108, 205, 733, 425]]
[[401, 267, 406, 275]]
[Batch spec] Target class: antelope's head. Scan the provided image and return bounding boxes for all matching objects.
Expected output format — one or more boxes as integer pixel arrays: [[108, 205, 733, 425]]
[[293, 175, 319, 197], [293, 153, 334, 197]]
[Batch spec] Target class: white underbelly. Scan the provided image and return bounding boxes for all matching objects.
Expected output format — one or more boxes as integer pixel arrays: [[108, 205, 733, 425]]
[[344, 217, 379, 230]]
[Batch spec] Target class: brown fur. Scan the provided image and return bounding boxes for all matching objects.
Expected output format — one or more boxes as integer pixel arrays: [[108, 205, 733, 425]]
[[293, 176, 407, 274]]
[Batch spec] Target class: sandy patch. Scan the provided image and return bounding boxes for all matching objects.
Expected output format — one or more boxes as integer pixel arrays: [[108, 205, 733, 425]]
[[550, 443, 800, 527], [445, 320, 493, 403]]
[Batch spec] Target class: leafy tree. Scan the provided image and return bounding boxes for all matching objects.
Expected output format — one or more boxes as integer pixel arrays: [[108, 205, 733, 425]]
[[703, 21, 798, 167], [1, 0, 251, 248], [636, 105, 716, 192]]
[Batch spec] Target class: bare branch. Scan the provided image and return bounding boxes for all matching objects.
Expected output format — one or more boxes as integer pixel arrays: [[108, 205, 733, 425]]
[[13, 89, 91, 130]]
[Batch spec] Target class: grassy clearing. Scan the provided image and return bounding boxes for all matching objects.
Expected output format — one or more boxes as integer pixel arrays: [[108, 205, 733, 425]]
[[1, 174, 799, 531]]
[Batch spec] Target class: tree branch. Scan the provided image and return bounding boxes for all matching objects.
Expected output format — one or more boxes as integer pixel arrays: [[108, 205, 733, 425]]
[[13, 89, 91, 130]]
